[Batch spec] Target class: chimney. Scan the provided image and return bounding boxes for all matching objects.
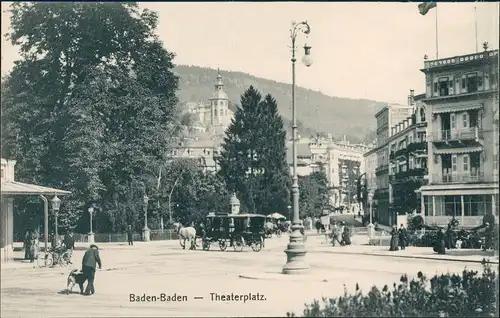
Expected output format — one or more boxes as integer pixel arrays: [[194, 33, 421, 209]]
[[408, 89, 415, 106]]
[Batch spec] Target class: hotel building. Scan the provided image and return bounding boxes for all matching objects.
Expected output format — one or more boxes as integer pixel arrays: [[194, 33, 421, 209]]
[[418, 48, 499, 227]]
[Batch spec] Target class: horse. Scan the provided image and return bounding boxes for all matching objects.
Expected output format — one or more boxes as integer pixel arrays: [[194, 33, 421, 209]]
[[264, 222, 275, 238], [173, 222, 197, 250]]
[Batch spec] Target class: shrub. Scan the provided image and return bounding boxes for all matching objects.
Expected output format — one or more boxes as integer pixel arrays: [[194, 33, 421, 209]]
[[287, 263, 499, 317], [408, 214, 424, 231]]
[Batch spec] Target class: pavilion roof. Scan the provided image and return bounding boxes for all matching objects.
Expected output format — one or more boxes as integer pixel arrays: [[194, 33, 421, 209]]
[[1, 181, 71, 196]]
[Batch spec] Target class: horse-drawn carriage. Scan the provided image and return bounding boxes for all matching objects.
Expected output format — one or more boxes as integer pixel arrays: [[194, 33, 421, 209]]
[[202, 213, 232, 251], [201, 213, 266, 252]]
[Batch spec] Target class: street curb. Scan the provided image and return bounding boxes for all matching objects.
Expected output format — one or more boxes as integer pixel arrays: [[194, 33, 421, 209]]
[[239, 272, 330, 282], [310, 249, 499, 264]]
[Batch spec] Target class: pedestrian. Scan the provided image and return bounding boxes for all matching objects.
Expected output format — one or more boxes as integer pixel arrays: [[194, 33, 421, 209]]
[[315, 219, 322, 234], [331, 222, 340, 246], [341, 225, 351, 246], [389, 225, 399, 251], [81, 244, 102, 296], [483, 222, 492, 251], [63, 230, 75, 264], [398, 224, 407, 250], [127, 225, 134, 246], [23, 229, 32, 260], [434, 228, 446, 254]]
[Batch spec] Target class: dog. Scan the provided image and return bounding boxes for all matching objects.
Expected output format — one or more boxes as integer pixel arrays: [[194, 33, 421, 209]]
[[66, 269, 86, 294]]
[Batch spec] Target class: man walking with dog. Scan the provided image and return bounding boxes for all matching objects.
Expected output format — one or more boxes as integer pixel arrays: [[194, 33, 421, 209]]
[[81, 244, 102, 296]]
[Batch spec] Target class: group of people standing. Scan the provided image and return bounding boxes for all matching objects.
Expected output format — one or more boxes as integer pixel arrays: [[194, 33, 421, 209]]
[[389, 224, 408, 251], [330, 221, 351, 246]]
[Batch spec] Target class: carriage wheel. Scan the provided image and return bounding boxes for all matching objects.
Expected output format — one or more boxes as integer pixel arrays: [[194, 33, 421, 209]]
[[59, 251, 70, 267], [219, 239, 228, 251], [202, 239, 211, 251], [251, 240, 262, 252], [233, 235, 244, 252], [37, 253, 53, 268]]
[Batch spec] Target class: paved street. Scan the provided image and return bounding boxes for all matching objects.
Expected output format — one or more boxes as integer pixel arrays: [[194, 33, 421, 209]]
[[1, 235, 490, 317]]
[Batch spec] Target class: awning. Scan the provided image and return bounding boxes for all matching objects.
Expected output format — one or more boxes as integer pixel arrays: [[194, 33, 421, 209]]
[[432, 103, 483, 114], [434, 146, 483, 155], [1, 181, 71, 196]]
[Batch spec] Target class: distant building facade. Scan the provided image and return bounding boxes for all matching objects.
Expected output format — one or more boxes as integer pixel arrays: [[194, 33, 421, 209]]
[[286, 136, 373, 208], [387, 94, 429, 225], [418, 48, 499, 227], [372, 102, 414, 224]]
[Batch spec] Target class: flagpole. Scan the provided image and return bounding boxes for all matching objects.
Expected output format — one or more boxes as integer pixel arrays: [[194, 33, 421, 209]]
[[474, 6, 478, 52], [435, 5, 439, 59]]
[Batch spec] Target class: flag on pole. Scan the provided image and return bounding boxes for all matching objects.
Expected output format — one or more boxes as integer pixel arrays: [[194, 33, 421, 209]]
[[418, 2, 437, 16]]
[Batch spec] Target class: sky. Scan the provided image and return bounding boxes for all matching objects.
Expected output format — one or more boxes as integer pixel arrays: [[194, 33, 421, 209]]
[[1, 2, 499, 104]]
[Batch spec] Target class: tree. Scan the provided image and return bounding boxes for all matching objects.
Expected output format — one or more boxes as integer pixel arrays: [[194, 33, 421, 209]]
[[1, 3, 182, 234], [163, 159, 230, 226], [298, 171, 330, 219], [218, 86, 290, 214]]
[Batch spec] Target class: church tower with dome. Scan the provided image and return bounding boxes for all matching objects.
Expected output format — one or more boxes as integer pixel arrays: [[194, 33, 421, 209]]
[[184, 70, 235, 138], [208, 69, 230, 128]]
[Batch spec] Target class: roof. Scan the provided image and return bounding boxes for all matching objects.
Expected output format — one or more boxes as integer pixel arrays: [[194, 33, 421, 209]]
[[1, 181, 71, 196], [286, 143, 312, 163]]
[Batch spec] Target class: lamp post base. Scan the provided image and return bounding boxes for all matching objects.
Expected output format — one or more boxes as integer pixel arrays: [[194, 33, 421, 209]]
[[143, 228, 150, 242], [282, 229, 309, 274], [87, 232, 95, 244]]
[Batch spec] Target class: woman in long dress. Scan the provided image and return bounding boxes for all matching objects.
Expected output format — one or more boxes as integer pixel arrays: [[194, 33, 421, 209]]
[[23, 230, 32, 260], [434, 228, 446, 254], [389, 225, 399, 251]]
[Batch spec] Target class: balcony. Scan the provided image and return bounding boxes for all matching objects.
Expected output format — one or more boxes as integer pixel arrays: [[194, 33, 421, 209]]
[[394, 148, 408, 160], [432, 171, 484, 184], [375, 164, 389, 176], [407, 141, 427, 154], [392, 168, 428, 185], [432, 128, 481, 143]]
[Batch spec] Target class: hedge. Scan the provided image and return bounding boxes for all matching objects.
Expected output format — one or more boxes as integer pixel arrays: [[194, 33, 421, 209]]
[[287, 262, 498, 317]]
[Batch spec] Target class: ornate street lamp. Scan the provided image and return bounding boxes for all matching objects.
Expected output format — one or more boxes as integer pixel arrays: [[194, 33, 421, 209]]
[[88, 205, 95, 243], [51, 195, 61, 247], [282, 21, 312, 275], [143, 193, 150, 242]]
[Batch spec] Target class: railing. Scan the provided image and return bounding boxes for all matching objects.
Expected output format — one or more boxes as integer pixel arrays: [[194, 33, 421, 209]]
[[395, 168, 427, 179], [407, 141, 427, 153], [69, 230, 179, 243], [375, 164, 389, 175], [432, 171, 484, 184], [394, 148, 407, 159], [432, 127, 481, 142]]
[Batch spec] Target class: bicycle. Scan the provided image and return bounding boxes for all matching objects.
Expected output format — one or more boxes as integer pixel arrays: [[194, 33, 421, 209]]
[[37, 245, 71, 268]]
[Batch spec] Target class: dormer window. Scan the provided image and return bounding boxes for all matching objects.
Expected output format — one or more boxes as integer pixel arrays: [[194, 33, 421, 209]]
[[1, 168, 4, 179]]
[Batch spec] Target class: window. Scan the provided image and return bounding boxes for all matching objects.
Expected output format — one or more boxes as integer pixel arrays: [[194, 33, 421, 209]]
[[466, 73, 479, 93], [1, 168, 4, 179], [450, 113, 456, 130], [463, 154, 469, 172], [452, 155, 457, 172], [420, 108, 426, 122], [462, 113, 468, 128], [490, 72, 498, 88], [225, 109, 228, 116], [444, 195, 461, 217], [219, 109, 223, 116], [219, 101, 223, 106], [438, 77, 450, 96], [464, 195, 487, 217]]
